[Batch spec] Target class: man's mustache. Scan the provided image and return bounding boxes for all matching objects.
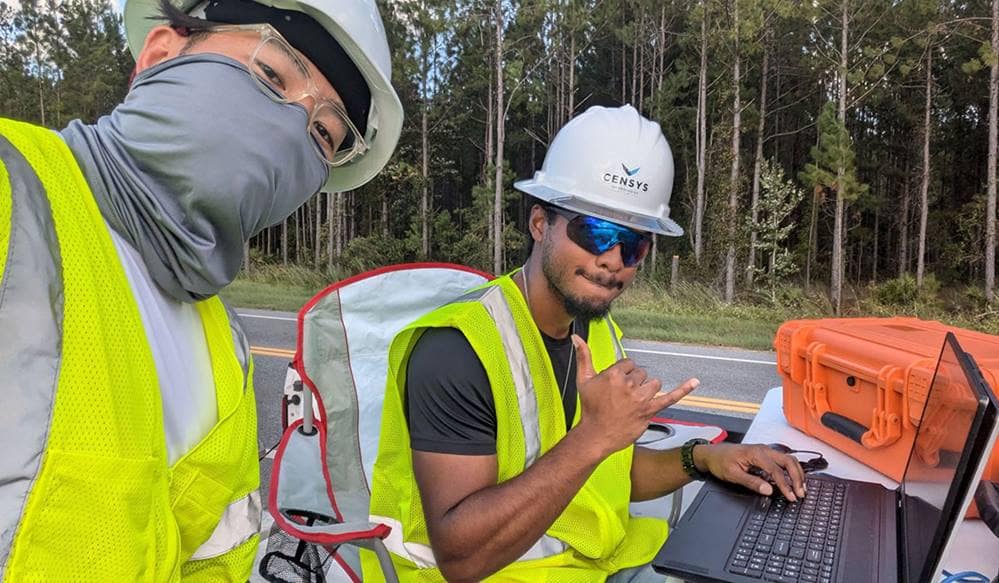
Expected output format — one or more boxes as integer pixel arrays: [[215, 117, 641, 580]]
[[576, 269, 624, 290]]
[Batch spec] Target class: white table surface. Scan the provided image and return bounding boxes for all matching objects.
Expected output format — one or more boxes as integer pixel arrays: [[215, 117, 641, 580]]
[[663, 387, 998, 582]]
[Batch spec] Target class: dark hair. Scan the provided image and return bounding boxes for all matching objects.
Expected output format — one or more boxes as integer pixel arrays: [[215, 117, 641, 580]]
[[521, 196, 558, 261], [156, 0, 220, 47]]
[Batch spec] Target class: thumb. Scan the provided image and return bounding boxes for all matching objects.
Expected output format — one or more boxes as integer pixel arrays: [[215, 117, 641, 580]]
[[571, 334, 596, 384]]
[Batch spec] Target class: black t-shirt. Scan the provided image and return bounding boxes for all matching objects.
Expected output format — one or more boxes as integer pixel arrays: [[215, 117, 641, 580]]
[[405, 321, 589, 455]]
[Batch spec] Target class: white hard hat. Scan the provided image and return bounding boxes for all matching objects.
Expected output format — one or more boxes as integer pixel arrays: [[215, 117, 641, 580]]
[[121, 0, 403, 193], [514, 105, 683, 236]]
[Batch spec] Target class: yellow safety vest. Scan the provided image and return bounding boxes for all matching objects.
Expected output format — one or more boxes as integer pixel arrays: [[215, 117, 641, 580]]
[[0, 118, 260, 582], [363, 274, 668, 582]]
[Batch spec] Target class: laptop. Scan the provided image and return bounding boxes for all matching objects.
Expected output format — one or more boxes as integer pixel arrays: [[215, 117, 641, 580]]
[[654, 332, 999, 583]]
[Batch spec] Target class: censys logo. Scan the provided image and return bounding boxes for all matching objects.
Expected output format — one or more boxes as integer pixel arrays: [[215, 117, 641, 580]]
[[602, 163, 649, 193]]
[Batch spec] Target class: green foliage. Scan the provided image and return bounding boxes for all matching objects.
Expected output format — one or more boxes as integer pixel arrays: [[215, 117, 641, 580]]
[[0, 0, 131, 126], [238, 262, 345, 289], [980, 42, 996, 68], [865, 273, 942, 311], [799, 102, 869, 205], [342, 234, 411, 272], [751, 159, 805, 301], [3, 0, 996, 317]]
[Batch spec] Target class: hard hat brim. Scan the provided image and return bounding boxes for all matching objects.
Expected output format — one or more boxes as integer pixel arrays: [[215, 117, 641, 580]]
[[514, 179, 684, 237]]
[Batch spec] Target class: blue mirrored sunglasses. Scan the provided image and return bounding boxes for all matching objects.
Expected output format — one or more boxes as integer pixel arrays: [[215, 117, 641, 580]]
[[548, 206, 652, 267]]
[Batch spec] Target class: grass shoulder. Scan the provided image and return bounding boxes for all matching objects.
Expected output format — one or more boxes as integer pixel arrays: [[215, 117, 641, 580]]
[[223, 265, 999, 351]]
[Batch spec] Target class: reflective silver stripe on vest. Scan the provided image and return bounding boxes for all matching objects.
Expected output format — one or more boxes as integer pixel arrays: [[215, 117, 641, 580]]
[[606, 316, 625, 360], [473, 286, 542, 467], [0, 136, 64, 575], [189, 490, 262, 560], [372, 514, 565, 569], [222, 303, 251, 383], [381, 283, 571, 568]]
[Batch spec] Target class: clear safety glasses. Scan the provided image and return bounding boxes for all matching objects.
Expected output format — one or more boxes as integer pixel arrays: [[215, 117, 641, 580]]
[[207, 23, 368, 167], [548, 206, 652, 267]]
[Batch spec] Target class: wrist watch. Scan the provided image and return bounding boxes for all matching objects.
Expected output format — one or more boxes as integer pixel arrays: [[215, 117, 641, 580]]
[[681, 438, 710, 481]]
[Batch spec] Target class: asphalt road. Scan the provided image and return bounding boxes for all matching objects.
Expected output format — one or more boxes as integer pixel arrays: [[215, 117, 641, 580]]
[[238, 307, 783, 493]]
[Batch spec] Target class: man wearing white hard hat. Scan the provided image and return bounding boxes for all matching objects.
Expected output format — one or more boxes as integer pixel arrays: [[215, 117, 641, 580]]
[[0, 0, 401, 579], [365, 105, 805, 582]]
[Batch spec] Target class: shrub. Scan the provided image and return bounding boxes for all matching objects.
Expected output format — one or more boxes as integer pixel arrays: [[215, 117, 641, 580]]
[[867, 274, 942, 311]]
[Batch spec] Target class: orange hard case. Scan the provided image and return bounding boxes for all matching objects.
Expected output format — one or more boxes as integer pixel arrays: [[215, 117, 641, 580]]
[[774, 318, 999, 516]]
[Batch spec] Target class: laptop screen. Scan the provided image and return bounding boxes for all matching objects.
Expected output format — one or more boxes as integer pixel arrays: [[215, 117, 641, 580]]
[[898, 334, 992, 583]]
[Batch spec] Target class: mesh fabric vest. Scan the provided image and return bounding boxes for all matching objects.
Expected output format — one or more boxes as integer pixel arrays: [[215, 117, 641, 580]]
[[363, 274, 668, 582], [0, 118, 261, 582]]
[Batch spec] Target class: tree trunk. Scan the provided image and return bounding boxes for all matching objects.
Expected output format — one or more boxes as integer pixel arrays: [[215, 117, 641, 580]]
[[694, 3, 708, 264], [621, 27, 627, 104], [349, 191, 356, 242], [485, 59, 494, 183], [336, 191, 344, 258], [281, 217, 288, 266], [568, 32, 576, 118], [559, 20, 566, 122], [638, 11, 646, 112], [382, 193, 389, 237], [295, 207, 302, 264], [326, 192, 336, 276], [493, 0, 505, 275], [832, 192, 844, 311], [35, 43, 45, 127], [422, 91, 430, 258], [725, 0, 740, 304], [899, 171, 910, 277], [873, 203, 879, 282], [987, 0, 998, 302], [747, 34, 769, 288], [658, 5, 667, 95], [806, 190, 818, 290], [831, 0, 849, 314], [917, 47, 932, 288], [631, 21, 638, 104], [314, 194, 321, 269]]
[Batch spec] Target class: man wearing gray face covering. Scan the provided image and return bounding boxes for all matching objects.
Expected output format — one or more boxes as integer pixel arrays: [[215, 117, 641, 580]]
[[0, 0, 402, 579]]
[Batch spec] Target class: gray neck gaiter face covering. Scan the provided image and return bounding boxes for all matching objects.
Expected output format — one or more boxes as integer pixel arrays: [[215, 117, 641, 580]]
[[61, 53, 329, 302]]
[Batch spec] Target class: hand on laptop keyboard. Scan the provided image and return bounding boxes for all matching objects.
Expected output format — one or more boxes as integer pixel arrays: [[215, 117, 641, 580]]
[[748, 467, 801, 500], [696, 442, 808, 501]]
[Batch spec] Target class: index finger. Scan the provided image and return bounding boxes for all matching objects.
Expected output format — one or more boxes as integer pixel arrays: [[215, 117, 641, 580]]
[[650, 378, 700, 409], [773, 452, 807, 499]]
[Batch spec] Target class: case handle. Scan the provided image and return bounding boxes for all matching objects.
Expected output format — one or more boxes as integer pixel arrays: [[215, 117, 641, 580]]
[[820, 412, 867, 444]]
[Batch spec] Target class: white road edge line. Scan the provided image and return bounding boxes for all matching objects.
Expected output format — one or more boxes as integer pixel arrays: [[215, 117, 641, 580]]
[[237, 312, 296, 322], [624, 347, 775, 366], [237, 312, 777, 366]]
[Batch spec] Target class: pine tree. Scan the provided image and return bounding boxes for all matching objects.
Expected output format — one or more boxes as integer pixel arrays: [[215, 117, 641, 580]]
[[800, 102, 868, 310], [753, 159, 804, 301]]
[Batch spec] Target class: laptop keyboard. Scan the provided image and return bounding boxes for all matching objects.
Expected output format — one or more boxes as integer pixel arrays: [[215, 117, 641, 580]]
[[725, 477, 845, 582]]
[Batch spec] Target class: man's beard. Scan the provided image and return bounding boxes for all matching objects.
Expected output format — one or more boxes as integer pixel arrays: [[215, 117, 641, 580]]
[[540, 238, 621, 322]]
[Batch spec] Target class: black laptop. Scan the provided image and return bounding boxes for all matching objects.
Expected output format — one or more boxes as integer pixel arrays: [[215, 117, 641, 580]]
[[654, 333, 999, 583]]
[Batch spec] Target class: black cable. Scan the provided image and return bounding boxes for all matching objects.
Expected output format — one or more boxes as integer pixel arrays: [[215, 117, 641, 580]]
[[259, 440, 281, 461]]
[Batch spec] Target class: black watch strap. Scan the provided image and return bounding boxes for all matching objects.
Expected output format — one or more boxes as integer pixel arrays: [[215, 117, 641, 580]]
[[681, 438, 710, 481]]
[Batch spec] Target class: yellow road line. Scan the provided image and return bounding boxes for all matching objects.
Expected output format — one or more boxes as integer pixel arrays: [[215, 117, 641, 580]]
[[249, 345, 762, 414], [677, 395, 761, 414], [251, 346, 295, 358]]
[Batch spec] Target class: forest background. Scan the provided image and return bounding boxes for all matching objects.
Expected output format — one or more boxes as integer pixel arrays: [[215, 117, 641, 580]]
[[2, 0, 998, 350]]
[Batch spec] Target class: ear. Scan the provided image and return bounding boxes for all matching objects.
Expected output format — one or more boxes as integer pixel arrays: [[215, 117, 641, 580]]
[[134, 25, 190, 76], [528, 204, 549, 244]]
